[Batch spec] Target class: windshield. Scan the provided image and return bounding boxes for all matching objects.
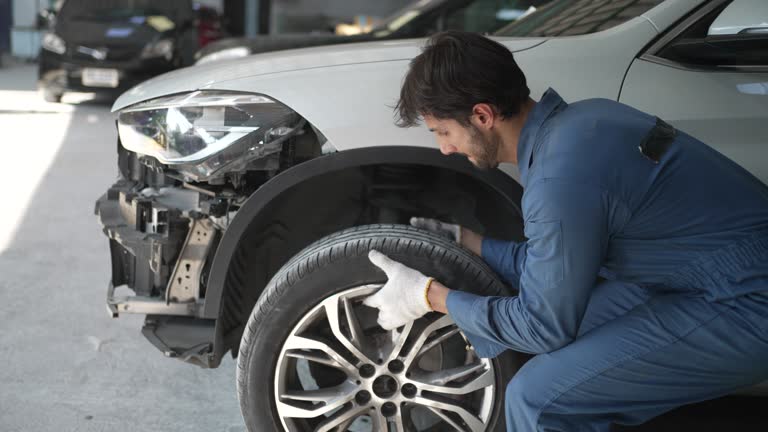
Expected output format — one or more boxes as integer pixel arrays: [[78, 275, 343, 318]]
[[373, 0, 444, 34], [494, 0, 664, 37], [373, 0, 554, 37], [59, 0, 193, 22]]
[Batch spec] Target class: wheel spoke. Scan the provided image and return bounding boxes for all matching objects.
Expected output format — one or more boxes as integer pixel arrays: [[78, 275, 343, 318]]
[[283, 335, 358, 376], [342, 296, 365, 348], [385, 320, 415, 363], [414, 396, 485, 431], [415, 363, 486, 386], [285, 349, 343, 369], [391, 411, 406, 432], [425, 406, 466, 431], [416, 327, 461, 358], [278, 382, 357, 419], [325, 294, 375, 364], [400, 315, 455, 368], [281, 381, 358, 402], [371, 410, 389, 431], [412, 366, 494, 396], [315, 404, 368, 432]]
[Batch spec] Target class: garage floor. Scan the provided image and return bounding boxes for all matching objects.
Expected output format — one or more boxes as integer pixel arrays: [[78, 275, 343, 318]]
[[0, 62, 765, 431]]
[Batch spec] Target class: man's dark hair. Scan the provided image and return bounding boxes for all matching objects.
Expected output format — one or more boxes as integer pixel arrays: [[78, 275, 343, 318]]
[[395, 31, 530, 128]]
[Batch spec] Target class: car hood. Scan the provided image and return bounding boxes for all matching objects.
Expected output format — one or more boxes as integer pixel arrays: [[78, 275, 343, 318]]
[[196, 33, 375, 59], [113, 37, 546, 111]]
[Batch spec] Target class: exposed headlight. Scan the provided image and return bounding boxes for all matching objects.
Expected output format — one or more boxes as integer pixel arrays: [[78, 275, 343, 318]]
[[195, 46, 251, 65], [141, 39, 174, 60], [41, 33, 66, 55], [117, 91, 303, 181]]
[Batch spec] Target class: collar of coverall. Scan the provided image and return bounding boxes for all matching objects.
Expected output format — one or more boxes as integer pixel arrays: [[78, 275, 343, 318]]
[[516, 87, 567, 187]]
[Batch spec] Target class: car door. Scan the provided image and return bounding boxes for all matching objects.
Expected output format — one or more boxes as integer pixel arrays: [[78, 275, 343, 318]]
[[619, 0, 768, 184]]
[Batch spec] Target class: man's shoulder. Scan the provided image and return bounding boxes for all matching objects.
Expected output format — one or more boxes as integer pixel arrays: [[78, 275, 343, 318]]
[[553, 98, 638, 130], [540, 96, 654, 149]]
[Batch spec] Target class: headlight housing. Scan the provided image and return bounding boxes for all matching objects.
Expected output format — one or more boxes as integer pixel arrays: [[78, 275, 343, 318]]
[[117, 91, 303, 181], [195, 46, 251, 65], [141, 39, 174, 60], [41, 33, 66, 55]]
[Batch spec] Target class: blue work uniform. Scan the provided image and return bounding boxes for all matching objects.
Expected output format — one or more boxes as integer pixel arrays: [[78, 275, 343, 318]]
[[446, 88, 768, 431]]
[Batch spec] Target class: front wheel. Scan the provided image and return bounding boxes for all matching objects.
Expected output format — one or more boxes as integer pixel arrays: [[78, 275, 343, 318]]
[[42, 87, 63, 103], [237, 225, 524, 431]]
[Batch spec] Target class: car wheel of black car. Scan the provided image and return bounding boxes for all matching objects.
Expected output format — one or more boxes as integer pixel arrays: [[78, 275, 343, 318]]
[[237, 224, 526, 431], [42, 87, 63, 103]]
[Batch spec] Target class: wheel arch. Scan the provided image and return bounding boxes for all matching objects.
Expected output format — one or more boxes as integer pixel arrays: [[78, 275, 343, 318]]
[[204, 146, 524, 365]]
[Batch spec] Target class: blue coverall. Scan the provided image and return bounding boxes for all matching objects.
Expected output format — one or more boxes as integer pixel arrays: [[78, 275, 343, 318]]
[[446, 88, 768, 431]]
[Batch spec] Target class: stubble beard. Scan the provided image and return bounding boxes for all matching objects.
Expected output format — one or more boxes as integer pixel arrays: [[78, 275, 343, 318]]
[[468, 124, 501, 171]]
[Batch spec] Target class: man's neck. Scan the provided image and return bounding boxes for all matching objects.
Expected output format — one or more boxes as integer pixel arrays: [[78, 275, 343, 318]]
[[496, 98, 536, 165]]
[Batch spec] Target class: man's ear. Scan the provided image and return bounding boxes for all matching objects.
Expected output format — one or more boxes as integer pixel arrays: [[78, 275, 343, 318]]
[[470, 103, 496, 130]]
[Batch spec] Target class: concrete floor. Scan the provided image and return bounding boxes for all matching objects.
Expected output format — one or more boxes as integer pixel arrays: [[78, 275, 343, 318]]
[[0, 61, 765, 432], [0, 63, 244, 432]]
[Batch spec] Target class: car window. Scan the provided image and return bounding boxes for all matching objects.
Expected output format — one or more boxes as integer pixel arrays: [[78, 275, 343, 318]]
[[708, 0, 768, 35], [59, 0, 193, 22], [442, 0, 552, 33], [373, 0, 445, 34], [373, 0, 548, 37], [494, 0, 664, 37], [655, 0, 768, 68]]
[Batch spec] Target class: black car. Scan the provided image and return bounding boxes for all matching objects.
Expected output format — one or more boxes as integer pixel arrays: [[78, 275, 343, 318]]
[[38, 0, 199, 102], [195, 0, 548, 64]]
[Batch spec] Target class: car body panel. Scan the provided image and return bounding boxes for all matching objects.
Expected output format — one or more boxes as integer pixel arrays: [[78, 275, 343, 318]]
[[112, 37, 547, 109], [620, 59, 768, 186], [641, 0, 708, 31]]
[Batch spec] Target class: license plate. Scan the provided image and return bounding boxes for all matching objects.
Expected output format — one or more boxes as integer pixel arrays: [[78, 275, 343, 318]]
[[82, 68, 119, 88]]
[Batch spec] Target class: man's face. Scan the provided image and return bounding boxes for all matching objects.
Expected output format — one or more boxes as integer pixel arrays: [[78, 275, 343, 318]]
[[423, 115, 501, 170]]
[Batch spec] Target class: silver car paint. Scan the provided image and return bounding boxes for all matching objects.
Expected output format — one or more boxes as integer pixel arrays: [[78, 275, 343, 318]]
[[113, 38, 546, 110]]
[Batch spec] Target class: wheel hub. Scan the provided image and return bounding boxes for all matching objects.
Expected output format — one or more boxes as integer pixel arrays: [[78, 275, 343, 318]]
[[274, 285, 497, 431], [372, 375, 399, 399]]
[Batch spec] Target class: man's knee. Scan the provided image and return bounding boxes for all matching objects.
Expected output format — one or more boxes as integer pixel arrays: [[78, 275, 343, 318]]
[[504, 355, 557, 430]]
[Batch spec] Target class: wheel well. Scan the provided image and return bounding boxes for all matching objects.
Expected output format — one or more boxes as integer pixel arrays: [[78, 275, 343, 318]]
[[205, 148, 525, 365]]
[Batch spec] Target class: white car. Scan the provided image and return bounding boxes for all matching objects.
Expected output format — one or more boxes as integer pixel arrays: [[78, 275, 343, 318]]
[[96, 0, 768, 431]]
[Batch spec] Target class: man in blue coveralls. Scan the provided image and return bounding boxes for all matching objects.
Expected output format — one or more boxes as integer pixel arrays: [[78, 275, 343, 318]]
[[362, 31, 768, 430]]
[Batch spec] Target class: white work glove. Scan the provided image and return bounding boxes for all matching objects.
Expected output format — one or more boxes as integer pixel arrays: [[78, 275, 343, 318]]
[[364, 250, 434, 330], [410, 217, 462, 244]]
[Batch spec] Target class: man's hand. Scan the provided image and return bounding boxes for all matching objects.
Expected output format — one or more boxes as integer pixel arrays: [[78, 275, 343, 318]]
[[364, 250, 434, 330], [410, 217, 462, 242], [410, 217, 483, 256]]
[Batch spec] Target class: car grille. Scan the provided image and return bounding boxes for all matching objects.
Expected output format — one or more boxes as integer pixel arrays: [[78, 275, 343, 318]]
[[70, 44, 142, 62]]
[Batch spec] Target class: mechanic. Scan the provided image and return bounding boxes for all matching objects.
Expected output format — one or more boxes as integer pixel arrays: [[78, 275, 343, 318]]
[[362, 31, 768, 431]]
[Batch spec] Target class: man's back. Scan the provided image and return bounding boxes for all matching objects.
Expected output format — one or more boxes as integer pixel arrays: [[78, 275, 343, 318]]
[[524, 93, 768, 300]]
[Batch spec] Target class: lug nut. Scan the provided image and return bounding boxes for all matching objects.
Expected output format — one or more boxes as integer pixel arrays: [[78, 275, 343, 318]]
[[359, 364, 376, 378], [401, 383, 417, 399], [355, 390, 372, 405], [381, 402, 398, 417], [388, 359, 405, 374]]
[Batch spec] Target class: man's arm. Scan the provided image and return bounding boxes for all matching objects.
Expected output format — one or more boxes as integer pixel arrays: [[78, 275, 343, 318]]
[[434, 179, 610, 354], [480, 238, 528, 288], [460, 227, 483, 256]]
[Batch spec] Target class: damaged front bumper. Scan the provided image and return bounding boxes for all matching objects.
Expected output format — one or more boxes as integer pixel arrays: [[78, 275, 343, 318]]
[[96, 178, 222, 367]]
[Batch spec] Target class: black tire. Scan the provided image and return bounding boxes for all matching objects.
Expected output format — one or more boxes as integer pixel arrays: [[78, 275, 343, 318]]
[[42, 87, 63, 103], [237, 224, 525, 431]]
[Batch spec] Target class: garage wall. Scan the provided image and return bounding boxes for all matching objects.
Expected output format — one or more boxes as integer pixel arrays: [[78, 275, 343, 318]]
[[10, 0, 44, 59]]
